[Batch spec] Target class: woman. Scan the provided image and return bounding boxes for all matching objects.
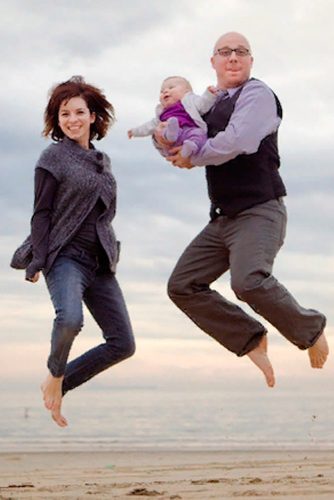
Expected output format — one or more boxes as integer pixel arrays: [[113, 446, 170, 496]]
[[11, 76, 135, 427]]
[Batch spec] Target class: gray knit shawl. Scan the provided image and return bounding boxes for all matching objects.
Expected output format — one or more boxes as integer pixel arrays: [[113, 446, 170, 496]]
[[13, 137, 118, 274]]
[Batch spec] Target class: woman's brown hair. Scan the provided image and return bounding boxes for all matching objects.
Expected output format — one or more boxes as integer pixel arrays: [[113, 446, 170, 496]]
[[43, 76, 115, 141]]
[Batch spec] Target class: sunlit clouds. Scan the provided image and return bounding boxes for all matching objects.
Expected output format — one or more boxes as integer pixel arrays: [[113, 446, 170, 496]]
[[0, 0, 333, 389]]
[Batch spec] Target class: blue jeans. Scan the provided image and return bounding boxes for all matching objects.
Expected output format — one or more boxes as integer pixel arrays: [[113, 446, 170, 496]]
[[45, 249, 135, 394]]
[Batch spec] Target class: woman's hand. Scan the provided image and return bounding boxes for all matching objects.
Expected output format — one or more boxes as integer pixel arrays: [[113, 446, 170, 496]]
[[26, 272, 40, 283]]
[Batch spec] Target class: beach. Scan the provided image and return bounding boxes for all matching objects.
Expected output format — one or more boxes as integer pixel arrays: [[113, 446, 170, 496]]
[[1, 450, 334, 499]]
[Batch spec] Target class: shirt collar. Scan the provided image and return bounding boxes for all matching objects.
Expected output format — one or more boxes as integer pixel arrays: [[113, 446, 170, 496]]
[[218, 79, 250, 98]]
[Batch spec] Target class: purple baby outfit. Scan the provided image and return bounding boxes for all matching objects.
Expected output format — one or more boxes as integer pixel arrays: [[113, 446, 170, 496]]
[[160, 101, 197, 128], [159, 101, 207, 157]]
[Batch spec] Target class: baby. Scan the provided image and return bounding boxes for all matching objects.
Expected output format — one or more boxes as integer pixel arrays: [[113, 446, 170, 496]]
[[128, 76, 218, 158]]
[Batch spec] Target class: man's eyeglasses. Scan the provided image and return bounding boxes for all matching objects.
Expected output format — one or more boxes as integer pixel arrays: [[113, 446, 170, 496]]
[[215, 47, 251, 58]]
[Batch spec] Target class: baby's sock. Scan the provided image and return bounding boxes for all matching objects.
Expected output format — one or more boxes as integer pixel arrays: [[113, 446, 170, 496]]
[[164, 117, 179, 142], [181, 140, 199, 158]]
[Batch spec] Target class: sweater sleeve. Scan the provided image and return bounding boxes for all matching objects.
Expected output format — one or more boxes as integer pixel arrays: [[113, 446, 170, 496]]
[[35, 144, 63, 181], [130, 116, 160, 137], [25, 167, 58, 280], [188, 89, 217, 115]]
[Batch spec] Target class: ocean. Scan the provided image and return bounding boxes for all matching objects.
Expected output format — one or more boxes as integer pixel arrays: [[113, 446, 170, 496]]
[[1, 384, 333, 452]]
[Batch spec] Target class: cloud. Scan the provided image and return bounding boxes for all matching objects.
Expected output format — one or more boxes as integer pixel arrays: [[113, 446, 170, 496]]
[[1, 0, 190, 60], [2, 328, 334, 390], [1, 0, 333, 386]]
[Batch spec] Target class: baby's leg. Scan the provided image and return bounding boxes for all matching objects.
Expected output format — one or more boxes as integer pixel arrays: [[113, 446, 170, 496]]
[[164, 117, 180, 143], [181, 140, 200, 157], [179, 127, 207, 157]]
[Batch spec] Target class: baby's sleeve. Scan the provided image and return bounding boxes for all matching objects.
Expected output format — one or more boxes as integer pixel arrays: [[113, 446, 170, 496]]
[[130, 116, 160, 137], [190, 90, 217, 115]]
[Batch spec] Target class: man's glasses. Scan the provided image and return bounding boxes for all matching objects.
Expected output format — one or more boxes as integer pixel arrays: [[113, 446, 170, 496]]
[[215, 47, 251, 58]]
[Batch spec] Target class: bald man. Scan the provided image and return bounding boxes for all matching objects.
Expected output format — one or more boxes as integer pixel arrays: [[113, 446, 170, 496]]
[[166, 32, 328, 387]]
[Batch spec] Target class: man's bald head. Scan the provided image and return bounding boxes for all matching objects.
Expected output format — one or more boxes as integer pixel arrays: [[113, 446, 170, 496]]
[[213, 32, 252, 55], [211, 31, 253, 89]]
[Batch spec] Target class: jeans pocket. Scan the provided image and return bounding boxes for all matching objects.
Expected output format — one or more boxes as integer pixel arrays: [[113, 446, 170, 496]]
[[59, 246, 98, 271]]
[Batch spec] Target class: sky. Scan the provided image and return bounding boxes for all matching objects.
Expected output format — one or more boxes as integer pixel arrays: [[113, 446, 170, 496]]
[[0, 0, 333, 394]]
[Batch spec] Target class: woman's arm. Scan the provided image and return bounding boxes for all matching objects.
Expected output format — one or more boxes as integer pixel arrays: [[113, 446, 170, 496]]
[[25, 168, 58, 282]]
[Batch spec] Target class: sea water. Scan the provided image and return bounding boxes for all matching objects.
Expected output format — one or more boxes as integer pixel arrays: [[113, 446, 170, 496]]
[[1, 383, 333, 452]]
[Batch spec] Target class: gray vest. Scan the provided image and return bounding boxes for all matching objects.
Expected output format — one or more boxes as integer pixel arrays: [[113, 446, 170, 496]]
[[11, 137, 118, 274], [204, 79, 286, 218]]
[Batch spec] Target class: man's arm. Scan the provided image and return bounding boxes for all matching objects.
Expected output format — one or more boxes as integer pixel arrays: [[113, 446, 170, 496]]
[[189, 80, 281, 167]]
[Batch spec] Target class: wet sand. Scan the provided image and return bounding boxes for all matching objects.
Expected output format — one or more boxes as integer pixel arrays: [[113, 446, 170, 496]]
[[1, 449, 334, 498]]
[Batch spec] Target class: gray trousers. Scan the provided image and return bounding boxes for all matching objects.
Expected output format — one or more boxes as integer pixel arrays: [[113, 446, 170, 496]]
[[167, 199, 326, 356]]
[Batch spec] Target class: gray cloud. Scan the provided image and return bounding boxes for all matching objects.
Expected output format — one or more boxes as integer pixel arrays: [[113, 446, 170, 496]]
[[1, 0, 189, 60], [1, 0, 333, 362]]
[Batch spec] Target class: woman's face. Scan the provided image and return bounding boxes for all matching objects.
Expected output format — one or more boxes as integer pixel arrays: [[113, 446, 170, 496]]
[[58, 96, 95, 148]]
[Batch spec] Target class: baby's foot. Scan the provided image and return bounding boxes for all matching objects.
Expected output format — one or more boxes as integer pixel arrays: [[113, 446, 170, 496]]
[[164, 117, 179, 142], [181, 140, 199, 158]]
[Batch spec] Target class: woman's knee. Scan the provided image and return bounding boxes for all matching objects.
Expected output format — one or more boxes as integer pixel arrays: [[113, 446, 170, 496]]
[[127, 338, 136, 358], [121, 336, 136, 359], [105, 335, 136, 361]]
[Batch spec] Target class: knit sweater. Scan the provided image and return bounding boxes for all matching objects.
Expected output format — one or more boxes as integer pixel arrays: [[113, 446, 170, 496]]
[[11, 137, 118, 275]]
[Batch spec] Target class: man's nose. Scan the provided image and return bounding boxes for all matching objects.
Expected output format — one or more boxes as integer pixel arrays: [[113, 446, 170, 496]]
[[228, 50, 238, 61]]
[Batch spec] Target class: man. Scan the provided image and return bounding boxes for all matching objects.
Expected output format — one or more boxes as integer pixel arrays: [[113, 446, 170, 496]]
[[164, 32, 328, 387]]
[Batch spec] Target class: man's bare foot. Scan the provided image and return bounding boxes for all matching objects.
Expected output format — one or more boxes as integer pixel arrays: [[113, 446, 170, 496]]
[[247, 336, 275, 388], [41, 373, 68, 427], [308, 333, 329, 369]]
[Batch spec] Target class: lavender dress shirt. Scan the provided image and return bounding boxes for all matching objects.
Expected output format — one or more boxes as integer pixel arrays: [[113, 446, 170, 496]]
[[191, 78, 281, 167]]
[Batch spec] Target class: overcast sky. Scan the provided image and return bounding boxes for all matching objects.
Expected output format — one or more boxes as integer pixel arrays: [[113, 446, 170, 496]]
[[0, 0, 333, 392]]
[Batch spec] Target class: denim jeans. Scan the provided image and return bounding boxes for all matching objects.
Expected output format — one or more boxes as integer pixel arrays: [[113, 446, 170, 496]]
[[168, 199, 326, 356], [45, 248, 135, 394]]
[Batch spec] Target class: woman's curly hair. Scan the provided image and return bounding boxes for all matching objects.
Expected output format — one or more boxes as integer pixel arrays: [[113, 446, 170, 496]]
[[43, 75, 115, 141]]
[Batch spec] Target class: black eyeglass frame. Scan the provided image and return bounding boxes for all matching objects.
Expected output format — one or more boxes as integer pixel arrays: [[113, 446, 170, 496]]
[[214, 47, 251, 57]]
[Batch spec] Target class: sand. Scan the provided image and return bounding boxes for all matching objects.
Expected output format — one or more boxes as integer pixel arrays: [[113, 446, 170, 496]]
[[1, 450, 334, 499]]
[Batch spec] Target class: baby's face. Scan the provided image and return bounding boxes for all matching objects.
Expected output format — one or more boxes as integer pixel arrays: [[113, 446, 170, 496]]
[[159, 78, 189, 108]]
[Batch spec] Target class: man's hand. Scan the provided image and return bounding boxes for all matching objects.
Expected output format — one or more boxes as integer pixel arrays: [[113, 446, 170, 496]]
[[153, 122, 173, 148], [167, 147, 195, 169]]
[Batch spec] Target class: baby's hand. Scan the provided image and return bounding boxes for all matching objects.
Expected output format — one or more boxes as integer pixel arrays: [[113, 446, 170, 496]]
[[208, 85, 219, 95], [127, 130, 133, 139]]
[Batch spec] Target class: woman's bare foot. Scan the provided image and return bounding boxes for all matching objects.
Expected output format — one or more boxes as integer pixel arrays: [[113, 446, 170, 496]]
[[41, 373, 68, 427], [51, 406, 68, 428], [308, 333, 329, 369], [247, 336, 275, 388]]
